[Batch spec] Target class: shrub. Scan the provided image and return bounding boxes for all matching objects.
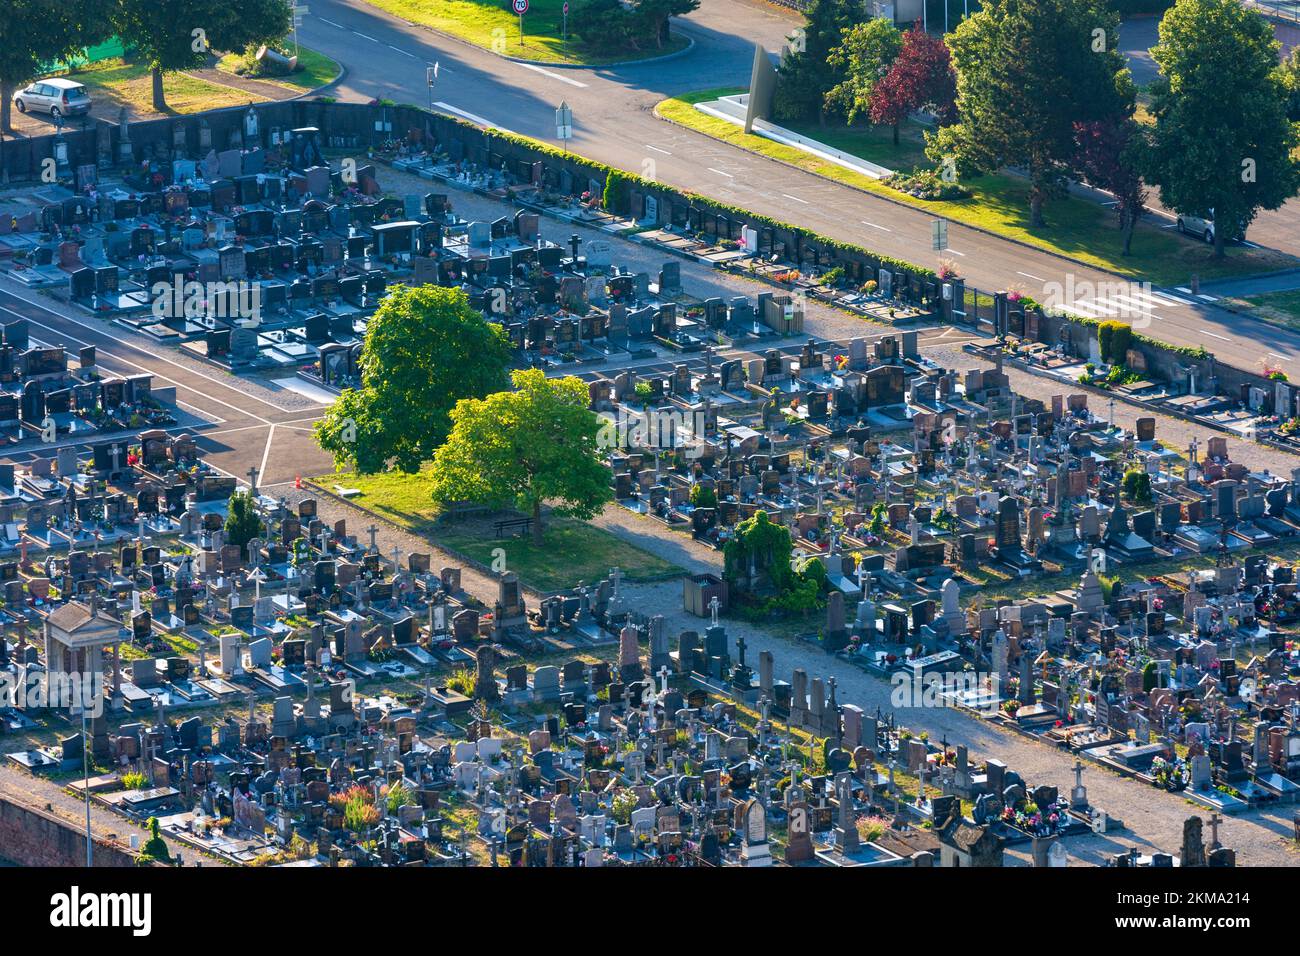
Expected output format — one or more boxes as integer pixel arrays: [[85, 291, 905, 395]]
[[689, 483, 717, 509]]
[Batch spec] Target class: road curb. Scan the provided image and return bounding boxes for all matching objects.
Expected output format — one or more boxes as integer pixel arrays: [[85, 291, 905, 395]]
[[388, 15, 695, 70]]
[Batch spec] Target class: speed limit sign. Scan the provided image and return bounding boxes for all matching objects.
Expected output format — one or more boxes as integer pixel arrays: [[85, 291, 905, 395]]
[[513, 0, 529, 12]]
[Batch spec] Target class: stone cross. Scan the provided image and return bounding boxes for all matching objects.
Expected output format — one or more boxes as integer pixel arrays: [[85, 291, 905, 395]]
[[1208, 812, 1222, 851], [367, 525, 379, 552], [246, 466, 259, 496], [709, 596, 720, 627]]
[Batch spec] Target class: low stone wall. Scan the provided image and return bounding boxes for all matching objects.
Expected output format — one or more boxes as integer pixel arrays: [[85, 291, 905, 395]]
[[0, 792, 141, 867]]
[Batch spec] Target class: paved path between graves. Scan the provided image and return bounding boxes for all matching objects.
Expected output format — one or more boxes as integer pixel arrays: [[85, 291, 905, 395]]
[[0, 765, 205, 866]]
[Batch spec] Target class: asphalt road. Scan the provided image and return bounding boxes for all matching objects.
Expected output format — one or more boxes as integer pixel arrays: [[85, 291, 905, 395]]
[[291, 0, 1300, 377]]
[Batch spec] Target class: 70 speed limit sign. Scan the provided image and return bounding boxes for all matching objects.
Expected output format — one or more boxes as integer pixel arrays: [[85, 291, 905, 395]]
[[513, 0, 529, 12]]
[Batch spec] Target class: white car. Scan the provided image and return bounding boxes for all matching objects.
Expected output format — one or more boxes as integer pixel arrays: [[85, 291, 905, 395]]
[[13, 77, 91, 119], [1175, 210, 1241, 244]]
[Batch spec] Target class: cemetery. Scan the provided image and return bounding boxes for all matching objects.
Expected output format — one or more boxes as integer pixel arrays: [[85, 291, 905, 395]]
[[2, 97, 1300, 877]]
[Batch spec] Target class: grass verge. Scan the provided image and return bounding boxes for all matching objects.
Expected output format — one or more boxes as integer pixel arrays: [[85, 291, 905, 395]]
[[215, 47, 342, 92], [62, 58, 268, 115], [1223, 288, 1300, 333], [655, 88, 1297, 286], [359, 0, 688, 65], [314, 468, 681, 592]]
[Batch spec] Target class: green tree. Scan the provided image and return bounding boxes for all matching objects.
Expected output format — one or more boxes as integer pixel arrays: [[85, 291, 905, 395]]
[[1146, 0, 1300, 258], [823, 18, 903, 126], [933, 0, 1133, 225], [1123, 468, 1152, 504], [224, 490, 262, 557], [0, 0, 113, 132], [315, 285, 512, 473], [773, 0, 861, 124], [428, 370, 612, 545], [633, 0, 700, 49], [113, 0, 291, 111]]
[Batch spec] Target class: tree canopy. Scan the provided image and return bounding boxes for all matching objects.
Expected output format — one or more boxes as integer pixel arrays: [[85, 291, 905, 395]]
[[428, 369, 612, 545], [868, 23, 957, 145], [113, 0, 291, 110], [773, 0, 862, 123], [0, 0, 113, 131], [933, 0, 1133, 225], [823, 18, 902, 126], [315, 284, 512, 474], [224, 490, 263, 557], [1146, 0, 1300, 257]]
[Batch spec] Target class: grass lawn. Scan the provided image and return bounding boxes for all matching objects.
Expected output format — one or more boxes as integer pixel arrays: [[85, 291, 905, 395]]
[[313, 468, 681, 592], [360, 0, 688, 65], [215, 47, 342, 93], [1224, 288, 1300, 333], [63, 58, 268, 115], [656, 88, 1297, 286]]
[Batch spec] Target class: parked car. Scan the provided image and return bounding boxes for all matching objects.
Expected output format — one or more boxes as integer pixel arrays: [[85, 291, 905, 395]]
[[12, 77, 91, 119], [1175, 209, 1242, 244]]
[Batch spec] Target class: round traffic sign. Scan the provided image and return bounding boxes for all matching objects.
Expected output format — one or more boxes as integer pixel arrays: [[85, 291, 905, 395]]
[[513, 0, 529, 13], [563, 1, 569, 12]]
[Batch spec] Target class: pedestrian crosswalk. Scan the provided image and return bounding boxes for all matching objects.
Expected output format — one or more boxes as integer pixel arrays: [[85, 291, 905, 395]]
[[1054, 285, 1198, 321]]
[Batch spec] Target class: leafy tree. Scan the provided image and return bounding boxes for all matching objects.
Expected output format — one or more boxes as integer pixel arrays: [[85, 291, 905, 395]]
[[1280, 47, 1300, 121], [689, 483, 717, 509], [1146, 0, 1300, 258], [224, 490, 263, 557], [576, 0, 637, 51], [1074, 118, 1149, 255], [773, 0, 861, 124], [1123, 468, 1152, 504], [823, 18, 902, 126], [633, 0, 699, 49], [868, 23, 957, 146], [933, 0, 1133, 225], [0, 0, 113, 132], [428, 370, 612, 545], [315, 285, 512, 474], [136, 817, 171, 865], [113, 0, 291, 111]]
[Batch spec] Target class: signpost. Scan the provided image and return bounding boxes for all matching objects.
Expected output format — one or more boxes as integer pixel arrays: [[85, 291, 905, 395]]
[[426, 62, 439, 113], [562, 1, 569, 41], [931, 219, 948, 253], [513, 0, 529, 48], [556, 100, 573, 155], [292, 4, 308, 55]]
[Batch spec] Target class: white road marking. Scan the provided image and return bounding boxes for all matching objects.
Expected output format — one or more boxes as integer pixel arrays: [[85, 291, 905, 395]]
[[433, 101, 513, 133], [318, 17, 343, 27], [645, 144, 672, 155], [707, 167, 733, 178], [1016, 271, 1045, 282], [1269, 352, 1289, 361], [516, 62, 588, 87], [388, 45, 415, 57], [258, 424, 277, 480], [353, 31, 379, 42], [0, 298, 281, 421], [1196, 294, 1219, 302], [943, 248, 965, 257], [862, 221, 891, 232], [1200, 328, 1231, 341], [781, 193, 809, 204]]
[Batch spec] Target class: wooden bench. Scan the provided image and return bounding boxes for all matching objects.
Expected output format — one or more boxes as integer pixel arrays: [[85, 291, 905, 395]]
[[493, 517, 532, 539]]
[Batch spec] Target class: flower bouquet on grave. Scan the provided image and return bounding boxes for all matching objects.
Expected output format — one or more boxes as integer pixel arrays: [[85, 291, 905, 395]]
[[1148, 755, 1190, 792]]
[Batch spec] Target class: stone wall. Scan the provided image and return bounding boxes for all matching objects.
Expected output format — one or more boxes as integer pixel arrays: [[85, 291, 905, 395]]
[[0, 792, 141, 867]]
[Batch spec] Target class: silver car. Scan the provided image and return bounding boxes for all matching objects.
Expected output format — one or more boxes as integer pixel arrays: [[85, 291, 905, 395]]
[[13, 78, 91, 119]]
